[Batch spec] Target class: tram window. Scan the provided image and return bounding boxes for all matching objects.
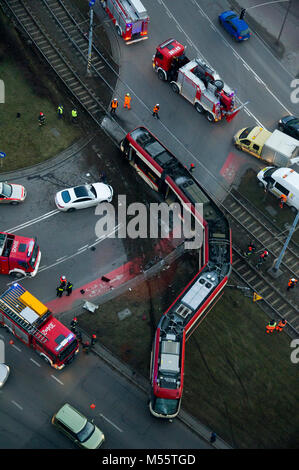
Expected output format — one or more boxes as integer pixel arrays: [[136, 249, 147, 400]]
[[135, 155, 159, 184]]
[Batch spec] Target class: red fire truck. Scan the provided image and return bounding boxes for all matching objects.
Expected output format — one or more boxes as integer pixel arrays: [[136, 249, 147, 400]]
[[0, 283, 79, 369], [153, 38, 246, 123], [100, 0, 149, 44], [0, 232, 41, 278]]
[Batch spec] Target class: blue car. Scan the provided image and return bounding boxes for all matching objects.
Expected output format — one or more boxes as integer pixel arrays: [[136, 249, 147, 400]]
[[219, 10, 251, 42]]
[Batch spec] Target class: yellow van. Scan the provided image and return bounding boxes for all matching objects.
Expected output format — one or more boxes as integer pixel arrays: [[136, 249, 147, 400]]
[[233, 126, 272, 159]]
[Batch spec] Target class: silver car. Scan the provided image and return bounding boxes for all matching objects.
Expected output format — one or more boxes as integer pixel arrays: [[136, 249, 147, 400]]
[[0, 182, 26, 204], [55, 182, 113, 212], [0, 363, 10, 388]]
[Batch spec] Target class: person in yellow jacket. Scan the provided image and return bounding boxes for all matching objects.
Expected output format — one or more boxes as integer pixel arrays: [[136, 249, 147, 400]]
[[266, 319, 277, 334], [57, 104, 64, 119], [71, 108, 78, 123], [124, 93, 131, 109]]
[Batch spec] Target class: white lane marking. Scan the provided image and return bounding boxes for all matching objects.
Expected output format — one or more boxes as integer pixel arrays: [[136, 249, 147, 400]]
[[6, 224, 122, 286], [11, 401, 23, 410], [11, 344, 22, 352], [243, 62, 250, 71], [77, 244, 89, 251], [6, 210, 59, 233], [51, 375, 64, 385], [30, 358, 41, 367], [56, 256, 67, 262], [99, 413, 123, 432]]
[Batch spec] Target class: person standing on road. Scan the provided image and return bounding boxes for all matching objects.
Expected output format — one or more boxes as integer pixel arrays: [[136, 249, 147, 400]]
[[99, 171, 107, 184], [287, 278, 298, 291], [210, 432, 217, 443], [110, 98, 118, 115], [279, 194, 287, 209], [152, 104, 160, 119], [56, 285, 64, 298], [124, 93, 131, 110], [189, 163, 195, 172], [70, 317, 78, 331], [266, 319, 277, 334], [60, 275, 67, 287], [66, 281, 73, 296]]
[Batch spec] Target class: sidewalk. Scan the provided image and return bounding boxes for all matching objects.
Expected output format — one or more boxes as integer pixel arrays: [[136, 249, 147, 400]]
[[229, 0, 299, 77]]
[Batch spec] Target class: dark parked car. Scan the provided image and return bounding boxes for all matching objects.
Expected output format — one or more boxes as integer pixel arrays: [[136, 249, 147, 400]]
[[278, 116, 299, 140], [218, 10, 250, 42]]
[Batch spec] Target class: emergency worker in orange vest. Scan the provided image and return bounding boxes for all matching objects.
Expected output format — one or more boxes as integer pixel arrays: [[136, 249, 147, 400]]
[[245, 241, 256, 258], [287, 277, 298, 291], [266, 319, 277, 334], [110, 98, 118, 115], [279, 194, 287, 208], [124, 93, 131, 109], [276, 319, 287, 332], [152, 104, 160, 119]]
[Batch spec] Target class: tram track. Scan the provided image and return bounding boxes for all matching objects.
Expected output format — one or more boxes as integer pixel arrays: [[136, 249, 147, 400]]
[[0, 0, 298, 337], [0, 0, 119, 127]]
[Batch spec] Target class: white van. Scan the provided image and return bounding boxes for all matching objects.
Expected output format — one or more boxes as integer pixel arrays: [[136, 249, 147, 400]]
[[257, 167, 299, 212]]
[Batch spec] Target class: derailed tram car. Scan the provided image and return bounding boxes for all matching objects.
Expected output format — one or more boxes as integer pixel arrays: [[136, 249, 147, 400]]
[[120, 127, 232, 419]]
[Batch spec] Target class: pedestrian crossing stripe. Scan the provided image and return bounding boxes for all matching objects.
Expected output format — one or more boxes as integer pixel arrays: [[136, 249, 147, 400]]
[[253, 292, 263, 302]]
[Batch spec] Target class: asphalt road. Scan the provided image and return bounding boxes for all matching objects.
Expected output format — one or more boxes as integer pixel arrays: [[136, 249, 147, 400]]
[[0, 0, 298, 450], [0, 331, 210, 449], [97, 0, 298, 199]]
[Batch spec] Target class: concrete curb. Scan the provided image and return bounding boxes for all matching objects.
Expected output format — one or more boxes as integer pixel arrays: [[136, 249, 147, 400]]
[[0, 133, 97, 180]]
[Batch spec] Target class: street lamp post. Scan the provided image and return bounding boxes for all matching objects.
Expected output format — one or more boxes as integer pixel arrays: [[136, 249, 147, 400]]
[[268, 209, 299, 278], [87, 0, 95, 75], [276, 0, 292, 43], [239, 0, 292, 43]]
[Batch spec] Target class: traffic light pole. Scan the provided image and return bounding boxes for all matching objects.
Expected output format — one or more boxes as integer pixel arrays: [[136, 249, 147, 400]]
[[87, 0, 95, 75]]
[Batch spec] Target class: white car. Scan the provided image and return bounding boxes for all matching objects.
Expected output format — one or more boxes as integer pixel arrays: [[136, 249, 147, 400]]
[[0, 182, 26, 204], [0, 363, 10, 388], [55, 182, 113, 212]]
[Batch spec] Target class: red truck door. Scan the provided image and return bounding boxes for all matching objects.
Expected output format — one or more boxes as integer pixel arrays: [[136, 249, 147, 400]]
[[0, 257, 9, 275]]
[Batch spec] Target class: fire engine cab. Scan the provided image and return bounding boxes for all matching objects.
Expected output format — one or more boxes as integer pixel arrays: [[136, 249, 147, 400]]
[[100, 0, 149, 44], [0, 232, 41, 278], [0, 283, 79, 369], [153, 38, 242, 123]]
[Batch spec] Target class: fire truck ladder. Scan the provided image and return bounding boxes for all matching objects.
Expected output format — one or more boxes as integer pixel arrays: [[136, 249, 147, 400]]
[[0, 284, 48, 344]]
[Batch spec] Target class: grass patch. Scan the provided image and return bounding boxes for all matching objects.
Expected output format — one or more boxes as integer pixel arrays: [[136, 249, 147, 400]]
[[237, 169, 299, 244], [0, 56, 82, 173], [79, 263, 299, 448]]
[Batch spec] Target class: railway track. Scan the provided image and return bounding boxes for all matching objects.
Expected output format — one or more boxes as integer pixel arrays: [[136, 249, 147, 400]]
[[219, 189, 298, 336], [224, 188, 299, 275], [0, 0, 119, 127], [1, 0, 298, 337], [231, 248, 298, 339]]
